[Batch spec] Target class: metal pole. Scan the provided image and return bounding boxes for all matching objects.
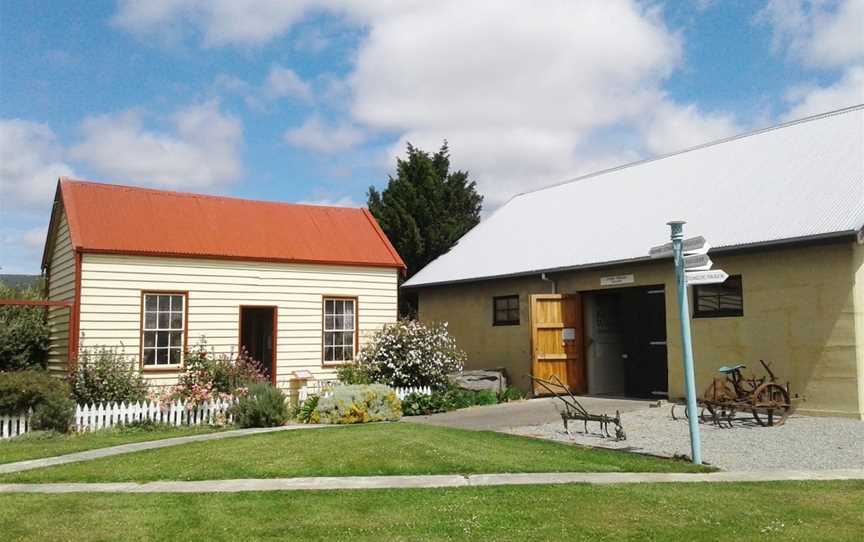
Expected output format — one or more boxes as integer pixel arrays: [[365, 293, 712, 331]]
[[668, 220, 702, 465]]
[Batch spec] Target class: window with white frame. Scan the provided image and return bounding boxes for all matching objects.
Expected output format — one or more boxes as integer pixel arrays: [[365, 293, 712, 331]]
[[323, 297, 356, 363], [142, 293, 186, 366]]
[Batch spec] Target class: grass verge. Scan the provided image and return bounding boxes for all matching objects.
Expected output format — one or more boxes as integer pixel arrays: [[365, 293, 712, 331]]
[[0, 423, 709, 482], [0, 424, 225, 465], [2, 481, 862, 541]]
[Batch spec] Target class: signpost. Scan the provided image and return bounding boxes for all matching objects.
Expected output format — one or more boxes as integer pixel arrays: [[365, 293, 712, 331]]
[[649, 222, 729, 466], [685, 269, 728, 285]]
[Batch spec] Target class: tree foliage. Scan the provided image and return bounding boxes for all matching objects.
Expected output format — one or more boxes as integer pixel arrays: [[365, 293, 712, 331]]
[[368, 143, 482, 313], [0, 279, 49, 371]]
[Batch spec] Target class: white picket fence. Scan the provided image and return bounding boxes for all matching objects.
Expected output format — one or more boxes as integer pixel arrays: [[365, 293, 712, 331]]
[[296, 380, 431, 402], [0, 385, 431, 440], [1, 410, 32, 440]]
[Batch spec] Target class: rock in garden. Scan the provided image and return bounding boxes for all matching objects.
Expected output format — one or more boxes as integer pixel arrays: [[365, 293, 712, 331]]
[[449, 369, 508, 392]]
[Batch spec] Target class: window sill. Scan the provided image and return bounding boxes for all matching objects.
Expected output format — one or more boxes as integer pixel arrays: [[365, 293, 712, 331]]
[[693, 313, 743, 319], [493, 322, 520, 326], [141, 365, 183, 373], [322, 361, 354, 368]]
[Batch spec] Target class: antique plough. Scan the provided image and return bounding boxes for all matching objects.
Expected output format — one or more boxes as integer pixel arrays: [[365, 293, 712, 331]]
[[528, 375, 626, 441]]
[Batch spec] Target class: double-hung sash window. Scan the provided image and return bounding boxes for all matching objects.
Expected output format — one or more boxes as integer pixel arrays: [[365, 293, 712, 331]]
[[323, 297, 356, 364], [142, 293, 186, 367]]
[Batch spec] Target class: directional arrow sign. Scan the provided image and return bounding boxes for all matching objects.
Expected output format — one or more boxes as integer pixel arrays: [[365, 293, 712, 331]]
[[685, 269, 728, 285], [649, 236, 709, 258], [684, 253, 712, 271]]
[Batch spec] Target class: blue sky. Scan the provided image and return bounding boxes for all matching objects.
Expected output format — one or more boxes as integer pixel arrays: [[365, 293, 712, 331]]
[[1, 0, 862, 274]]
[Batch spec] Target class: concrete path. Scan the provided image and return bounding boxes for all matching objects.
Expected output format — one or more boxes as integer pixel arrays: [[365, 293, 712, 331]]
[[0, 424, 330, 475], [404, 396, 652, 431], [1, 469, 862, 493]]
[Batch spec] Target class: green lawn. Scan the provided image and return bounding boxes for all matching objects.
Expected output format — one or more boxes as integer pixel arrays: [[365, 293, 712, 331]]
[[0, 423, 709, 483], [0, 425, 225, 465], [3, 481, 862, 541]]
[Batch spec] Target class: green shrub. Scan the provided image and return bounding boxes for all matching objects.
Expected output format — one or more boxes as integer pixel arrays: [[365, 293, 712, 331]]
[[296, 394, 319, 424], [314, 384, 401, 424], [69, 345, 149, 405], [498, 387, 526, 402], [230, 384, 289, 428], [356, 320, 466, 390], [0, 370, 74, 433], [336, 363, 373, 385], [30, 392, 75, 433], [0, 281, 49, 371], [401, 385, 518, 416]]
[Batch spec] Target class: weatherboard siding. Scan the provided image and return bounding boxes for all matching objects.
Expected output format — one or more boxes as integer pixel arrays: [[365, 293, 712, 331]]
[[77, 253, 399, 386], [46, 211, 75, 375]]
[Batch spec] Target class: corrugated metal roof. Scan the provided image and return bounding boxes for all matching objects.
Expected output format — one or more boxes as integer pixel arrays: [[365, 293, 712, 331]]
[[404, 105, 864, 288], [53, 179, 405, 269]]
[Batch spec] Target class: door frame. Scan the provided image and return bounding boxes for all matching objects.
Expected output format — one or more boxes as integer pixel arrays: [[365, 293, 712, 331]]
[[238, 305, 278, 386], [529, 293, 585, 395], [578, 284, 668, 397]]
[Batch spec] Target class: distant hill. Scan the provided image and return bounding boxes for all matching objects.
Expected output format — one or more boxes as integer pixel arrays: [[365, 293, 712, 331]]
[[0, 274, 41, 291]]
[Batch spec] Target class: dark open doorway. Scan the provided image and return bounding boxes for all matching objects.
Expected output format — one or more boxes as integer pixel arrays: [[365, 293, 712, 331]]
[[239, 306, 276, 384], [583, 285, 667, 398]]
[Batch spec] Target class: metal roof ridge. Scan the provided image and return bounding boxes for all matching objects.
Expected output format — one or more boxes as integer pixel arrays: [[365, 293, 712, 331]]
[[509, 103, 864, 200]]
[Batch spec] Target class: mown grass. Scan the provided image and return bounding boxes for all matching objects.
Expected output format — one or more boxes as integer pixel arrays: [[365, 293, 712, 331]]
[[0, 425, 225, 465], [0, 423, 709, 483], [2, 481, 862, 541]]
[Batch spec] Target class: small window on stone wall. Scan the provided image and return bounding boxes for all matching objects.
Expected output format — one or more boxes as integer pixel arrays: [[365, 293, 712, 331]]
[[493, 295, 520, 326], [693, 275, 743, 318]]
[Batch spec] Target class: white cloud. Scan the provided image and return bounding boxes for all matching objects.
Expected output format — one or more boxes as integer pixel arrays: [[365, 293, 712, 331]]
[[265, 65, 313, 100], [284, 115, 365, 153], [782, 66, 864, 120], [758, 0, 864, 68], [112, 0, 316, 47], [0, 119, 74, 210], [69, 101, 243, 188], [114, 0, 744, 207], [640, 101, 741, 156], [297, 195, 358, 207]]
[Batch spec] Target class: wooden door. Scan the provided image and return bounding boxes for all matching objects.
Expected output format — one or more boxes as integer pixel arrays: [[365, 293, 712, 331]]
[[530, 294, 585, 395]]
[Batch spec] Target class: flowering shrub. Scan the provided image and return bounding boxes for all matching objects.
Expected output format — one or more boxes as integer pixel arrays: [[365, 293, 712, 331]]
[[313, 384, 401, 424], [356, 320, 466, 390], [69, 345, 149, 405], [155, 339, 267, 408], [230, 383, 289, 428]]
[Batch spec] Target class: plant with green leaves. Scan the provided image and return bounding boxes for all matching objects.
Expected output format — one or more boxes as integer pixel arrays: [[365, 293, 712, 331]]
[[0, 280, 49, 371], [230, 383, 289, 428], [68, 345, 149, 405], [356, 319, 465, 390], [368, 142, 482, 316], [0, 370, 74, 433], [314, 384, 401, 424]]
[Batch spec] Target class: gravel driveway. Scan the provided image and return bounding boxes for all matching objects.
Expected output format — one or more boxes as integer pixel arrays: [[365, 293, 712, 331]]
[[507, 405, 864, 471]]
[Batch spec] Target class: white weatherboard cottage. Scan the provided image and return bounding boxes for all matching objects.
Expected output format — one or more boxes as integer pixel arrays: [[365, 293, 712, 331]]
[[42, 178, 405, 389]]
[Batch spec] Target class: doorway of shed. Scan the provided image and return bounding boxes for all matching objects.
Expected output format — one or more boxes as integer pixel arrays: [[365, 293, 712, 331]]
[[583, 286, 667, 398], [239, 306, 276, 384]]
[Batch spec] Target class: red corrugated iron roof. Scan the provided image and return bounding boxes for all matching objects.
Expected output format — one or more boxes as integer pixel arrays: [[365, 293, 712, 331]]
[[49, 178, 405, 269]]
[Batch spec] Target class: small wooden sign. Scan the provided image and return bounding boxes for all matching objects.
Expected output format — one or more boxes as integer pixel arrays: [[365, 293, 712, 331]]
[[600, 274, 634, 286]]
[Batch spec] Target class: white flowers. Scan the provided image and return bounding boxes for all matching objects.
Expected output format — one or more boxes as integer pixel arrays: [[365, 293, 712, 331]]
[[357, 320, 466, 389]]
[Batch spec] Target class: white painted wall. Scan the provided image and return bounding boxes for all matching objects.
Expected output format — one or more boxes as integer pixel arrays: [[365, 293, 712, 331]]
[[77, 253, 399, 386], [46, 210, 75, 374]]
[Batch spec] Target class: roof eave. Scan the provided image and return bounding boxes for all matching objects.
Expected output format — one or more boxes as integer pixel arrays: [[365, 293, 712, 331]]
[[401, 230, 860, 290]]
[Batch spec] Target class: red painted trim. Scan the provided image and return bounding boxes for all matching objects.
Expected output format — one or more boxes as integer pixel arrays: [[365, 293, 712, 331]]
[[0, 299, 74, 307], [139, 290, 189, 372], [76, 248, 404, 270], [69, 251, 82, 367], [238, 305, 278, 385]]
